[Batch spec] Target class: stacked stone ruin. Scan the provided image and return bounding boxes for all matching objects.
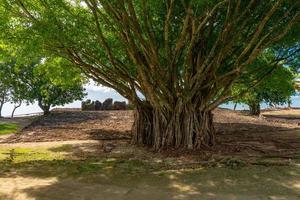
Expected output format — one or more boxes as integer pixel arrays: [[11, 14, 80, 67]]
[[81, 98, 127, 111]]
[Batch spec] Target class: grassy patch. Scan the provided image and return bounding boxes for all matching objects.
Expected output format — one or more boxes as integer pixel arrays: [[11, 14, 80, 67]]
[[0, 147, 65, 163], [0, 144, 155, 177], [0, 123, 19, 135]]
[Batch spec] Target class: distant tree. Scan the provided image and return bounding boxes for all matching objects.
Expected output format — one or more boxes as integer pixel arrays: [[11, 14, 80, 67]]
[[233, 55, 295, 115], [0, 45, 13, 117], [0, 55, 34, 118], [1, 50, 87, 116], [9, 72, 30, 118], [0, 64, 11, 117], [19, 57, 87, 115]]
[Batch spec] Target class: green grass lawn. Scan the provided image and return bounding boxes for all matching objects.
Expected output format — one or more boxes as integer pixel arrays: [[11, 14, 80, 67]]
[[0, 123, 19, 135]]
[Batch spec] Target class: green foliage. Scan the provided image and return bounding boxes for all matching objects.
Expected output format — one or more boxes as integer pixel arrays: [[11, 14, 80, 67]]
[[19, 57, 87, 114], [37, 59, 84, 101], [0, 42, 87, 115], [233, 54, 295, 111], [0, 44, 13, 116], [0, 0, 298, 106]]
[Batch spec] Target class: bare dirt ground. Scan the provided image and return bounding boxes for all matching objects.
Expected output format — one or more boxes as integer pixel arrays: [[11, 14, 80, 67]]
[[0, 108, 300, 200], [2, 111, 133, 143], [2, 109, 300, 160]]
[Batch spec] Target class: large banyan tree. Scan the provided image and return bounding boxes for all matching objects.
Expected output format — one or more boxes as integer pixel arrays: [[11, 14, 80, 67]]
[[1, 0, 299, 149]]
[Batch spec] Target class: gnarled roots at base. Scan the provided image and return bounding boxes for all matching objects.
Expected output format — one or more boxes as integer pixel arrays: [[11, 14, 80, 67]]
[[132, 103, 215, 150]]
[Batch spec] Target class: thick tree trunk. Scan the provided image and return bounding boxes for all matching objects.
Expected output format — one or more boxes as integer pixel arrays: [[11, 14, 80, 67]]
[[42, 106, 51, 115], [249, 103, 260, 115], [38, 100, 51, 115], [132, 103, 215, 150]]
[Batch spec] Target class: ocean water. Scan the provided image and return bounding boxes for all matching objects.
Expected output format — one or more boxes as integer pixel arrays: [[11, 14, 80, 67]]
[[220, 95, 300, 110]]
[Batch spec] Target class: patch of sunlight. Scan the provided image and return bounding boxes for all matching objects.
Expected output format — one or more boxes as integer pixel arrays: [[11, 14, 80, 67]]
[[277, 179, 300, 194], [292, 182, 300, 189], [103, 166, 114, 170], [170, 182, 201, 194], [224, 178, 235, 186], [106, 158, 117, 162], [168, 174, 178, 180], [0, 123, 18, 135], [206, 192, 216, 197], [0, 176, 58, 200], [268, 196, 290, 200], [207, 180, 216, 187]]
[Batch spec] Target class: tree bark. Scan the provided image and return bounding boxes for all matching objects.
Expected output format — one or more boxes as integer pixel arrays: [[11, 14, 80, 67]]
[[233, 103, 238, 111], [0, 101, 3, 118], [249, 103, 261, 115], [132, 102, 215, 150], [38, 100, 51, 115], [11, 102, 22, 118], [42, 105, 51, 115]]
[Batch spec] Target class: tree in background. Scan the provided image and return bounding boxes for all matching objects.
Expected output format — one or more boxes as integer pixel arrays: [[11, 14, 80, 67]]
[[232, 53, 295, 115], [1, 0, 299, 149], [17, 57, 87, 115], [0, 43, 14, 117], [0, 63, 11, 117], [233, 68, 295, 115], [0, 44, 87, 116]]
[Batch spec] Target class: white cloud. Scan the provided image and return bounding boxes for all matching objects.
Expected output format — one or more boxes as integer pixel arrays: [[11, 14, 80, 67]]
[[84, 80, 113, 93]]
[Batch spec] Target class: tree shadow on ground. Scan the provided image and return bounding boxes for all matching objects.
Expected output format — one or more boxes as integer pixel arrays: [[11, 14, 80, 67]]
[[25, 111, 113, 128], [215, 122, 297, 134], [0, 158, 300, 200], [213, 122, 300, 160], [1, 110, 133, 143]]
